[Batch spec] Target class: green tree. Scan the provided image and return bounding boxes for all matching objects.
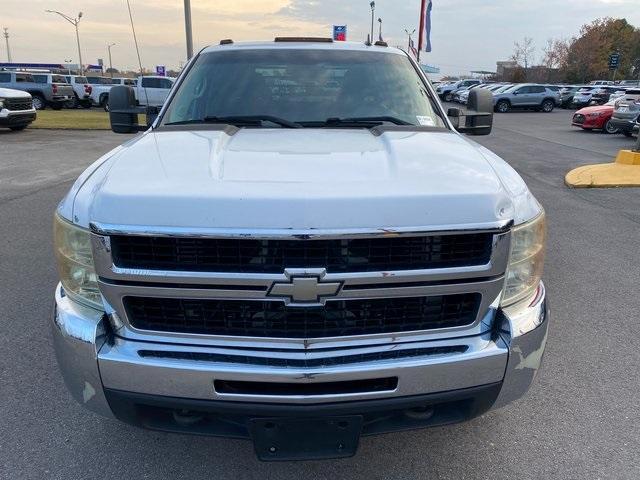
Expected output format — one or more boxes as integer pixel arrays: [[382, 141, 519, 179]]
[[564, 18, 640, 82]]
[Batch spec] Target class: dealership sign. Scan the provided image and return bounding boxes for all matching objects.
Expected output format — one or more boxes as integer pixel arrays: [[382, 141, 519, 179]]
[[333, 25, 347, 41]]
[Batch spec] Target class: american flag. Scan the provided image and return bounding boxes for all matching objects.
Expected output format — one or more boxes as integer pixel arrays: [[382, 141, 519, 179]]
[[409, 37, 419, 59]]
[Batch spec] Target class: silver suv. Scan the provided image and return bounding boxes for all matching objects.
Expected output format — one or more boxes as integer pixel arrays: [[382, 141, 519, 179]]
[[493, 84, 559, 113]]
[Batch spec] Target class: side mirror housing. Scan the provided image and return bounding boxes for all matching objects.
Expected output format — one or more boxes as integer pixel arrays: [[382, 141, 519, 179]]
[[456, 88, 494, 136], [109, 86, 145, 134]]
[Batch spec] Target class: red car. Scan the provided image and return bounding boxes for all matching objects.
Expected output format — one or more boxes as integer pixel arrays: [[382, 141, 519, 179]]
[[572, 102, 618, 134]]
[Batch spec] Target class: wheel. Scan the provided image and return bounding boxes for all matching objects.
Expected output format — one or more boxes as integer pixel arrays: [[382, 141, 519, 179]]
[[603, 120, 619, 135], [541, 100, 555, 112], [51, 103, 63, 111], [496, 100, 510, 113], [31, 95, 46, 110], [100, 94, 110, 112], [65, 95, 79, 109], [9, 125, 28, 131], [80, 100, 92, 109], [444, 92, 453, 102]]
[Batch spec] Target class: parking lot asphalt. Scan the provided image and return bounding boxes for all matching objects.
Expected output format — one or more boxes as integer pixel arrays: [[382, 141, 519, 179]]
[[2, 110, 639, 479]]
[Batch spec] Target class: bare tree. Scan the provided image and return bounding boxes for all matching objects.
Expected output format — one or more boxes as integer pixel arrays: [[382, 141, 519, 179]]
[[511, 37, 535, 80], [542, 38, 569, 69]]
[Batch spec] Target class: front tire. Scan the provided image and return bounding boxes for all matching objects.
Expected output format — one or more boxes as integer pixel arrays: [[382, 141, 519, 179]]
[[541, 100, 555, 113], [603, 120, 619, 135], [9, 125, 28, 131], [100, 94, 109, 112], [496, 100, 510, 113]]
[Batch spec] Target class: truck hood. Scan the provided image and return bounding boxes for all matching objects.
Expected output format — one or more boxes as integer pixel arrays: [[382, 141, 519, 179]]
[[0, 87, 31, 99], [68, 128, 538, 231]]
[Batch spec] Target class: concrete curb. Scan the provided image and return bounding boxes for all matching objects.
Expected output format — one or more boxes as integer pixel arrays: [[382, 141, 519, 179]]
[[565, 149, 640, 188]]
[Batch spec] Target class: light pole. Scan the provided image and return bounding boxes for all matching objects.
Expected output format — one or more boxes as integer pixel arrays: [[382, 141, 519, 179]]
[[107, 43, 116, 77], [378, 18, 383, 41], [45, 10, 84, 74], [404, 28, 415, 53], [184, 0, 193, 59], [2, 28, 11, 62], [369, 1, 375, 45]]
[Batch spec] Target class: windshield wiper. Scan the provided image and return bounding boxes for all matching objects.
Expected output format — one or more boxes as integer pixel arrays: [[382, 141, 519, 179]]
[[301, 116, 414, 128], [166, 115, 302, 128]]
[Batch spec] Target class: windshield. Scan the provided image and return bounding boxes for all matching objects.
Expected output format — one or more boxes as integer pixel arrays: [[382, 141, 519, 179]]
[[500, 85, 519, 93], [162, 49, 445, 128]]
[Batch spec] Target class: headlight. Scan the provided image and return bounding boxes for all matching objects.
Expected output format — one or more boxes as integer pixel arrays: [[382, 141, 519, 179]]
[[0, 98, 5, 109], [501, 212, 546, 307], [54, 214, 103, 310]]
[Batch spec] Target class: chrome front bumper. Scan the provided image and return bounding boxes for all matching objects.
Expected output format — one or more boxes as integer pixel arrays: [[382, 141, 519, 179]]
[[52, 283, 549, 420]]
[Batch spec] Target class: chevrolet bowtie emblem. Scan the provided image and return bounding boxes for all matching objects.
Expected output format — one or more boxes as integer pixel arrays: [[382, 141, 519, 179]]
[[268, 275, 342, 304]]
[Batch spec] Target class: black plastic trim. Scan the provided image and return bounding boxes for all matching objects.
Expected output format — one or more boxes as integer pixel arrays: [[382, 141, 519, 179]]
[[104, 383, 501, 440]]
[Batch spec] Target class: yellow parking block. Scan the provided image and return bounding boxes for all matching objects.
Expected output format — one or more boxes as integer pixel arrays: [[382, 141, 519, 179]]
[[565, 150, 640, 188]]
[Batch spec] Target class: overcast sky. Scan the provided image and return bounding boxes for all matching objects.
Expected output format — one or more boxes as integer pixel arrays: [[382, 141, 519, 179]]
[[2, 0, 639, 76]]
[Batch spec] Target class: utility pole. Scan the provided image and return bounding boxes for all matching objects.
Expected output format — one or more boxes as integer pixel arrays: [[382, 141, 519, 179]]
[[184, 0, 193, 59], [369, 2, 375, 45], [2, 28, 11, 62], [45, 10, 84, 74], [107, 43, 116, 77]]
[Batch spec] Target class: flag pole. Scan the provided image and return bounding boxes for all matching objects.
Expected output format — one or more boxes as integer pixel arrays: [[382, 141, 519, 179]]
[[417, 0, 426, 62]]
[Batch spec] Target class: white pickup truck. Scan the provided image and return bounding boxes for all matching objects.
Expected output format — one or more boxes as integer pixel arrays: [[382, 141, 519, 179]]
[[102, 75, 175, 111], [132, 75, 175, 107], [53, 39, 548, 462], [0, 87, 36, 130]]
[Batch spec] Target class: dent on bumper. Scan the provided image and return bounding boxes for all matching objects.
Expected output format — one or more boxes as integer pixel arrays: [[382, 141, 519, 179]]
[[52, 286, 114, 418], [52, 283, 549, 418]]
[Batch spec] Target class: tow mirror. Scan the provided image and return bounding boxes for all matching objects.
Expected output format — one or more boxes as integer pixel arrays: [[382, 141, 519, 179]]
[[455, 88, 494, 136], [146, 106, 160, 127], [109, 86, 146, 134], [447, 107, 462, 128]]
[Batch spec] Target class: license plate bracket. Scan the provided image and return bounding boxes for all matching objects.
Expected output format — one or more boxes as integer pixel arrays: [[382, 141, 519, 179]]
[[249, 416, 363, 461]]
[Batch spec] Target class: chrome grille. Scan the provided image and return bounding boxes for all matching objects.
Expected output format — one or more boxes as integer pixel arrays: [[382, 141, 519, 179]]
[[92, 223, 511, 346], [109, 233, 493, 274]]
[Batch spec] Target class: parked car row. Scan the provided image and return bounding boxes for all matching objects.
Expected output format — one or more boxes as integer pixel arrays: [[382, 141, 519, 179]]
[[571, 88, 640, 137], [0, 70, 175, 111], [440, 81, 561, 113]]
